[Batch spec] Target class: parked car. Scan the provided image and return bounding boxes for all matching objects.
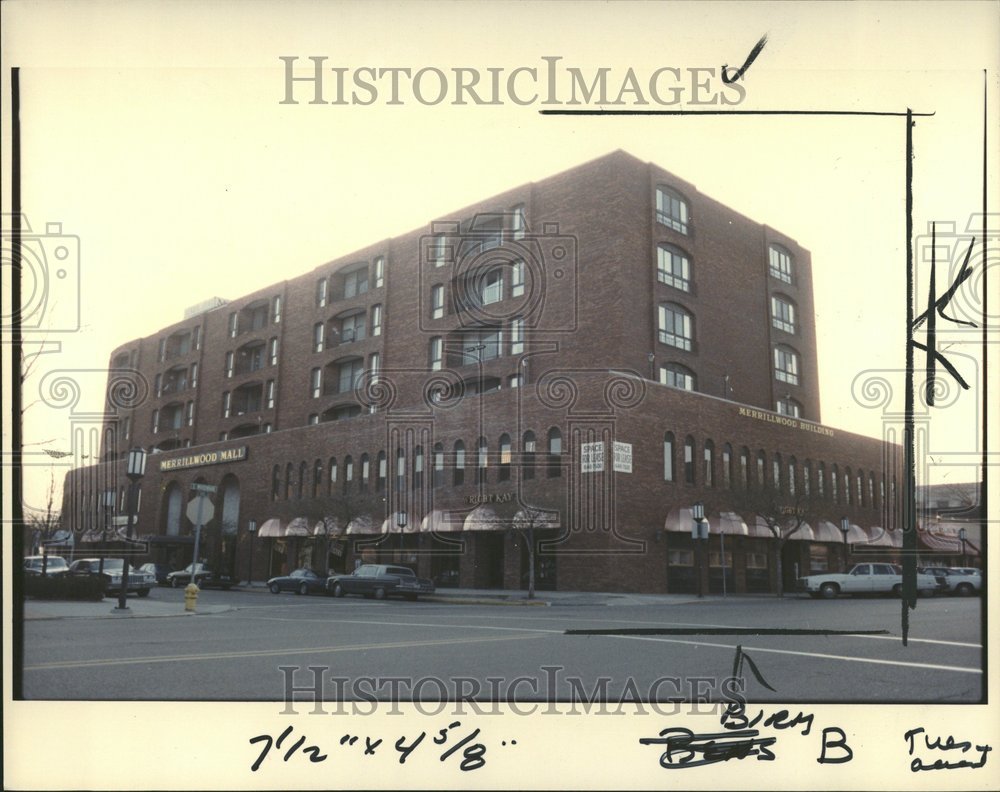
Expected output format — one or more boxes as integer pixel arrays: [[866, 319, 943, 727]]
[[67, 558, 156, 597], [327, 564, 435, 600], [23, 555, 69, 577], [267, 568, 328, 595], [139, 562, 175, 585], [947, 567, 983, 596], [166, 563, 233, 589], [797, 562, 939, 599], [917, 566, 954, 594]]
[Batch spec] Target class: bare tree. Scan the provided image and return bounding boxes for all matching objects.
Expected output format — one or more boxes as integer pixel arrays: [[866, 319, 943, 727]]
[[490, 501, 558, 600], [738, 484, 825, 597]]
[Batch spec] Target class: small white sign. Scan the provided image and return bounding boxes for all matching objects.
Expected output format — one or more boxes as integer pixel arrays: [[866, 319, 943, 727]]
[[613, 441, 632, 473], [581, 441, 605, 473]]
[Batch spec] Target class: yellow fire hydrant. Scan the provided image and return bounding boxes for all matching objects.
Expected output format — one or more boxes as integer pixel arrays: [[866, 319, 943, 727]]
[[184, 582, 200, 612]]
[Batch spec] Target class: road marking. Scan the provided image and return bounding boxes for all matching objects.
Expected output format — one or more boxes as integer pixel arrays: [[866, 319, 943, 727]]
[[24, 633, 543, 671], [603, 635, 982, 674], [234, 613, 981, 648]]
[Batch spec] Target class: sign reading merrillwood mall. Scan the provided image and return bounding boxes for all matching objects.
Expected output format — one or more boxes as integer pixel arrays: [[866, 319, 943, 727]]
[[158, 446, 249, 472]]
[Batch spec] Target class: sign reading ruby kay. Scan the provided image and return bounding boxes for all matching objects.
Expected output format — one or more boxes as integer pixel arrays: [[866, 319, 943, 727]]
[[581, 441, 632, 473], [737, 406, 836, 437], [159, 446, 249, 472]]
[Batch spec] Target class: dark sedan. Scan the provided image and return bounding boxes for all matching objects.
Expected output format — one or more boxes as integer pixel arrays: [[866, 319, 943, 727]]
[[166, 563, 233, 589], [67, 558, 155, 597], [267, 568, 328, 595], [139, 562, 175, 585], [327, 564, 435, 600]]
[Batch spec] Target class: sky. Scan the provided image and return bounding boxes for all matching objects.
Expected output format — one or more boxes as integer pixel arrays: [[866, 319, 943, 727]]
[[2, 2, 998, 790]]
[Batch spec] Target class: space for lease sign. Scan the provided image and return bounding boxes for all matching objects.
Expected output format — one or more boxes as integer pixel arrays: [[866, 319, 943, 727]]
[[581, 442, 604, 473], [613, 441, 632, 473]]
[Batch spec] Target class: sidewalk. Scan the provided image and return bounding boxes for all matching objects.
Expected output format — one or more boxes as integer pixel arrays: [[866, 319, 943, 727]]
[[23, 599, 232, 620]]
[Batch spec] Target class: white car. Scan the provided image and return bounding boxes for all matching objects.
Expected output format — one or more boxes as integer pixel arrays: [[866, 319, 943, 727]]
[[946, 567, 983, 596], [797, 563, 939, 599]]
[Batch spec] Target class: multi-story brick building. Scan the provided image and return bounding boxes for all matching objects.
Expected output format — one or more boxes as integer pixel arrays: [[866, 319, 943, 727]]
[[62, 150, 903, 594]]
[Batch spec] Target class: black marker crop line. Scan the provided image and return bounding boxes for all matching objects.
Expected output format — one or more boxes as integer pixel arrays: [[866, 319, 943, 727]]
[[925, 224, 937, 406], [11, 66, 25, 700], [564, 628, 889, 637], [981, 68, 989, 703], [902, 108, 916, 648], [539, 109, 935, 117]]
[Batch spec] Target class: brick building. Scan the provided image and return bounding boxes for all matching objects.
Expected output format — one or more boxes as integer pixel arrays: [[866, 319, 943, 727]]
[[62, 150, 903, 594]]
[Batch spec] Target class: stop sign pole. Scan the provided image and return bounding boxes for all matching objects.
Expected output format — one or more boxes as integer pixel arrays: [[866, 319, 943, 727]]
[[187, 484, 217, 584]]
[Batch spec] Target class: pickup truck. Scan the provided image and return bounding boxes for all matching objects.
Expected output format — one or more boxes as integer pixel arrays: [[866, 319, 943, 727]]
[[797, 563, 939, 599], [327, 564, 435, 601]]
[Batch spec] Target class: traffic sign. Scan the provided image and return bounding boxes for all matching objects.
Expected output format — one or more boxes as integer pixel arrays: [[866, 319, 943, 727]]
[[190, 483, 218, 494], [186, 493, 215, 526]]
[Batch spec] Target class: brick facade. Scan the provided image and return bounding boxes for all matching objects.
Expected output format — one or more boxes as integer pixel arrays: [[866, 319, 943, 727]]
[[63, 150, 898, 594]]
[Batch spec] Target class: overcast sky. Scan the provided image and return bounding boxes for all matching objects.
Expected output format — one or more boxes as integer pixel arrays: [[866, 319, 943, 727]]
[[4, 1, 997, 518]]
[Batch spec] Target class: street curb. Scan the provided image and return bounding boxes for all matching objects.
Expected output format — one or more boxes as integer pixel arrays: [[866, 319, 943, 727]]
[[23, 605, 233, 621], [421, 596, 550, 606]]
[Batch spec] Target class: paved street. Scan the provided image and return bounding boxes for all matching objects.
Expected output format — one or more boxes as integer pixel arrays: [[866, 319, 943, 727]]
[[20, 588, 983, 704]]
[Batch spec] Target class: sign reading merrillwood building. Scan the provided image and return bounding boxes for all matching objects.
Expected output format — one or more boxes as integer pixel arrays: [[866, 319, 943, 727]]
[[737, 407, 836, 437], [159, 446, 249, 472]]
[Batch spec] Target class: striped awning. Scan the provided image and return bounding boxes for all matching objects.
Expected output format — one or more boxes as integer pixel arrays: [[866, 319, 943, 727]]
[[285, 517, 311, 537], [811, 521, 842, 543], [711, 511, 749, 536], [258, 518, 284, 538], [863, 526, 894, 547]]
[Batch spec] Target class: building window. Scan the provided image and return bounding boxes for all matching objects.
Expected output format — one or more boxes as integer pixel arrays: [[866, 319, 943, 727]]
[[284, 463, 293, 500], [476, 437, 488, 484], [818, 462, 826, 498], [192, 326, 201, 351], [831, 464, 839, 503], [659, 363, 696, 391], [869, 473, 877, 509], [453, 440, 465, 485], [151, 409, 160, 434], [190, 362, 199, 389], [668, 550, 694, 567], [154, 373, 162, 397], [461, 327, 501, 362], [374, 256, 385, 289], [547, 427, 562, 478], [297, 462, 307, 499], [377, 451, 387, 492], [429, 337, 443, 371], [310, 368, 321, 398], [657, 245, 691, 292], [684, 436, 695, 484], [769, 245, 793, 284], [481, 268, 503, 305], [511, 204, 526, 241], [512, 260, 525, 297], [756, 450, 766, 488], [228, 312, 238, 338], [340, 312, 366, 343], [655, 186, 689, 234], [703, 440, 714, 487], [344, 455, 355, 493], [272, 295, 282, 324], [498, 433, 512, 482], [776, 397, 801, 417], [773, 453, 782, 491], [510, 318, 524, 355], [266, 379, 275, 409], [771, 294, 796, 333], [123, 415, 131, 441], [663, 432, 675, 482], [658, 304, 693, 351], [221, 392, 231, 419], [312, 322, 325, 353], [523, 431, 536, 480], [431, 285, 445, 319], [432, 234, 447, 268], [327, 458, 338, 495], [844, 468, 852, 506], [224, 352, 234, 378], [316, 278, 328, 308], [269, 337, 278, 366], [343, 267, 369, 299], [508, 373, 522, 389], [788, 456, 797, 496], [369, 352, 380, 382], [740, 447, 750, 489], [432, 443, 445, 488], [186, 401, 194, 427], [308, 413, 319, 425], [272, 465, 281, 501], [857, 470, 864, 506], [371, 304, 382, 336], [803, 460, 812, 497], [336, 359, 364, 394], [774, 345, 800, 385], [809, 545, 829, 573], [722, 443, 732, 489]]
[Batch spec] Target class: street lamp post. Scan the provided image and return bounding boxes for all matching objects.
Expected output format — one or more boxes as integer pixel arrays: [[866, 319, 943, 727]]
[[246, 519, 257, 586], [839, 516, 851, 571], [397, 511, 408, 562], [100, 489, 115, 577], [958, 528, 968, 566], [692, 501, 707, 599], [116, 448, 147, 611]]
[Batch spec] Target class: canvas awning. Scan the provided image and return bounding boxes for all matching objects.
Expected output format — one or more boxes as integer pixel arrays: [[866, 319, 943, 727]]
[[345, 516, 377, 535], [381, 511, 418, 534], [258, 518, 284, 538], [711, 511, 749, 536], [465, 505, 507, 531], [513, 508, 560, 531], [285, 517, 311, 537], [419, 510, 464, 533]]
